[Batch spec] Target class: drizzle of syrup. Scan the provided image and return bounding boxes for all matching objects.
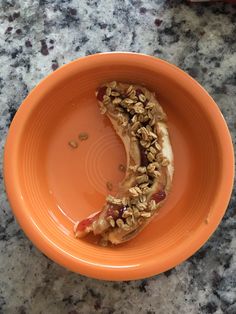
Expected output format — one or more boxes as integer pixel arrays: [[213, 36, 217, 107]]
[[152, 190, 166, 203], [106, 204, 127, 219], [117, 206, 126, 218], [96, 86, 107, 101], [140, 146, 149, 166], [136, 88, 143, 96]]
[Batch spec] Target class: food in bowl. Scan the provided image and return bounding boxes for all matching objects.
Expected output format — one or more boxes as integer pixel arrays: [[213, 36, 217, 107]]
[[74, 82, 174, 245]]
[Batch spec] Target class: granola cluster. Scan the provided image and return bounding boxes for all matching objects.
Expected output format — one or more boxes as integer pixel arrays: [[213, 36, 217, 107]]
[[97, 81, 169, 232]]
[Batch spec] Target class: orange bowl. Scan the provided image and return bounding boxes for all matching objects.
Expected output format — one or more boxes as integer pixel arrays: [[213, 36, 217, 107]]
[[4, 53, 234, 280]]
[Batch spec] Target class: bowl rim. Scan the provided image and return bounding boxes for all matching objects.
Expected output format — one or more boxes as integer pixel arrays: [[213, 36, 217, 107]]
[[4, 52, 234, 280]]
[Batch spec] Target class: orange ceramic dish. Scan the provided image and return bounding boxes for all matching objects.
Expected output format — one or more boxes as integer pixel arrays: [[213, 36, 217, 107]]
[[4, 53, 234, 280]]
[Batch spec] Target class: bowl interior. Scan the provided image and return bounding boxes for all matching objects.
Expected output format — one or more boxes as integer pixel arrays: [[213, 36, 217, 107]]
[[7, 54, 233, 280]]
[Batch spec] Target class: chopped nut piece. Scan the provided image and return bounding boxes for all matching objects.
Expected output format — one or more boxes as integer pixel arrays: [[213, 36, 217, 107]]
[[142, 187, 152, 194], [106, 195, 114, 203], [116, 107, 125, 113], [117, 113, 128, 127], [138, 114, 145, 123], [79, 132, 89, 141], [129, 186, 142, 197], [138, 217, 144, 225], [139, 182, 149, 189], [149, 117, 156, 126], [146, 125, 152, 132], [120, 102, 128, 109], [133, 208, 141, 218], [144, 89, 151, 100], [122, 210, 132, 218], [122, 224, 130, 231], [126, 216, 133, 226], [99, 104, 107, 114], [148, 111, 153, 120], [122, 197, 128, 206], [150, 170, 161, 178], [130, 198, 139, 205], [139, 195, 147, 203], [161, 158, 169, 166], [147, 163, 156, 173], [106, 181, 113, 191], [149, 146, 157, 155], [138, 94, 146, 102], [136, 174, 149, 184], [109, 81, 117, 88], [137, 166, 146, 174], [147, 163, 155, 173], [147, 152, 155, 162], [103, 95, 111, 104], [111, 91, 120, 97], [134, 102, 145, 114], [138, 127, 149, 141], [140, 140, 151, 148], [131, 136, 138, 142], [129, 187, 139, 197], [113, 97, 122, 105], [68, 140, 78, 148], [154, 142, 161, 151], [137, 202, 147, 211], [156, 153, 163, 163], [135, 186, 142, 194], [131, 121, 140, 132], [107, 216, 115, 227], [116, 218, 124, 228], [131, 114, 138, 123], [143, 115, 150, 122], [141, 212, 151, 218], [126, 85, 133, 95], [151, 107, 157, 115], [129, 90, 137, 100], [151, 161, 159, 168], [148, 200, 157, 211], [149, 131, 158, 139], [123, 98, 134, 105], [106, 195, 123, 205], [106, 87, 111, 96], [129, 165, 138, 172], [146, 102, 155, 109], [113, 209, 119, 217]]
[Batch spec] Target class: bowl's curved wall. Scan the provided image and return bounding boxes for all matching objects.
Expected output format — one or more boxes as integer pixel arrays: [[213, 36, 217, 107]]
[[4, 53, 234, 280]]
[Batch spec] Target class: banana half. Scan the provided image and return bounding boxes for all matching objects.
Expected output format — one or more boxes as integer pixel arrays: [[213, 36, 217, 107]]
[[74, 82, 174, 245]]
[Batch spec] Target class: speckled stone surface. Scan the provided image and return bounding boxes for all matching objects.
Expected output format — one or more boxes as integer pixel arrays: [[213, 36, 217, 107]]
[[0, 1, 235, 313]]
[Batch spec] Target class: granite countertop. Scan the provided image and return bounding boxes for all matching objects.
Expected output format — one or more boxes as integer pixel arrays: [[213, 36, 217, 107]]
[[0, 1, 235, 313]]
